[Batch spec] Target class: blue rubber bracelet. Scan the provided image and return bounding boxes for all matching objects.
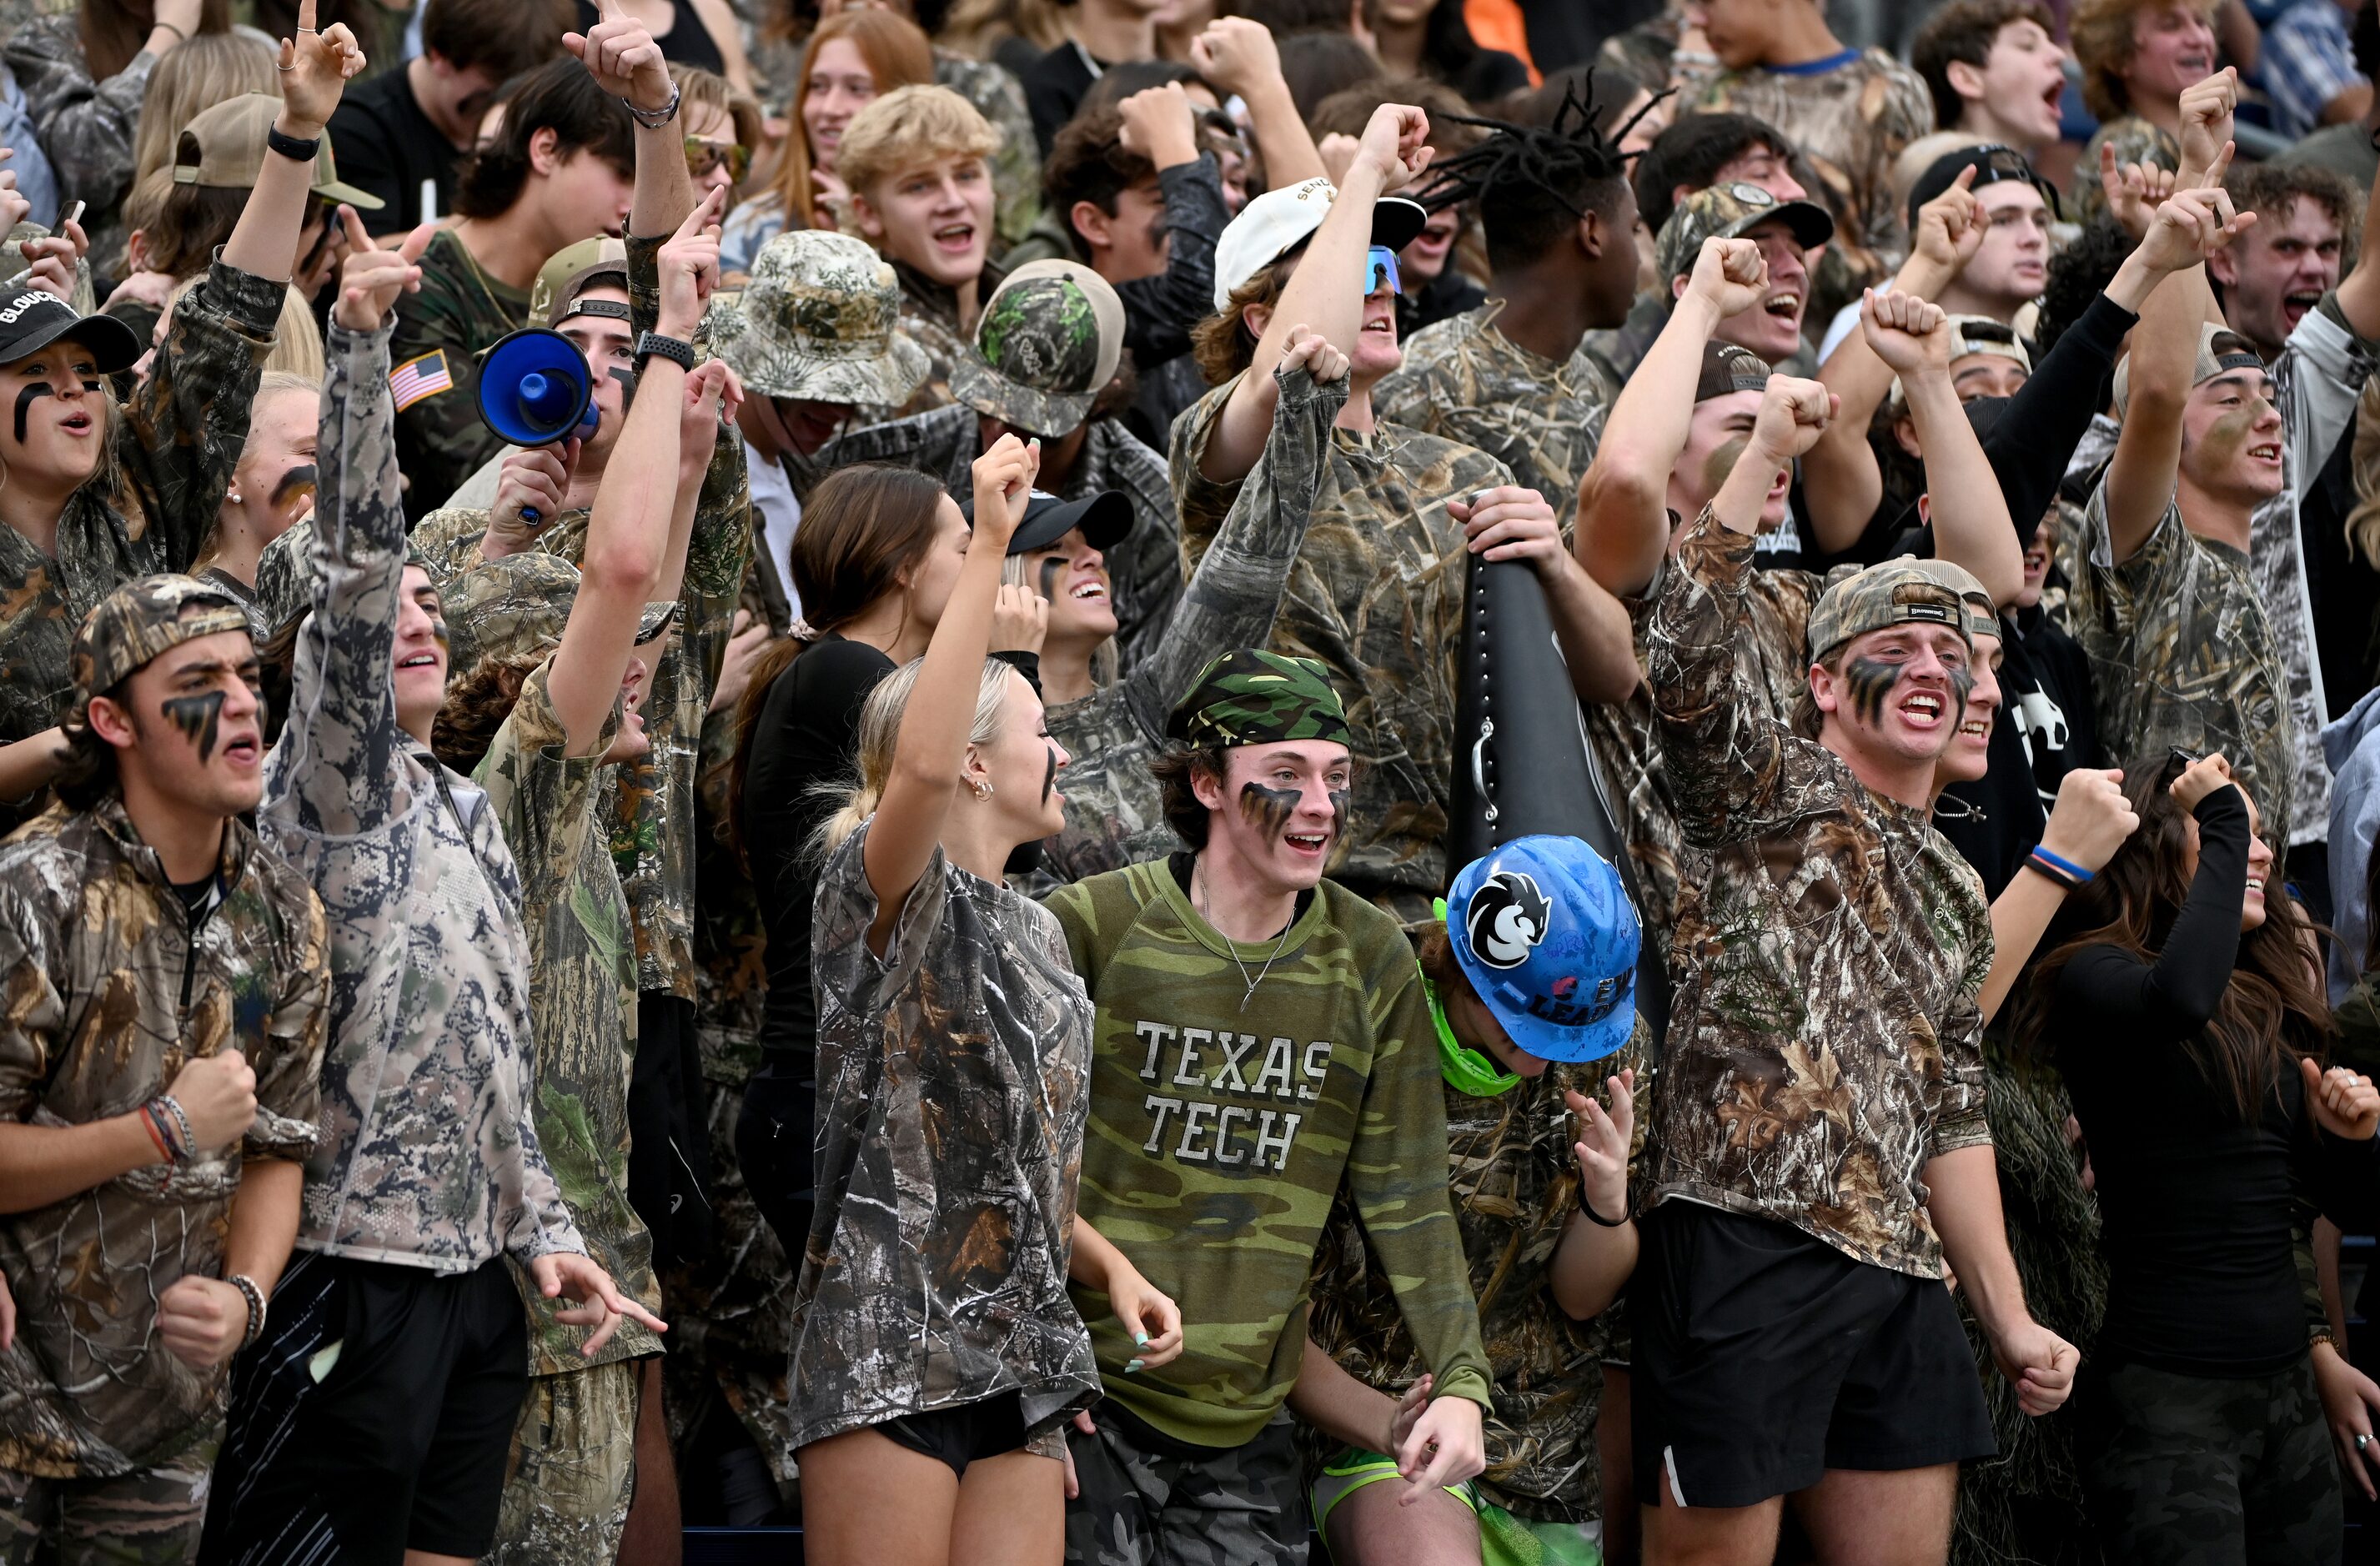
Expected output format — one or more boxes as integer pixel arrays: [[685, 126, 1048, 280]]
[[2031, 846, 2093, 883]]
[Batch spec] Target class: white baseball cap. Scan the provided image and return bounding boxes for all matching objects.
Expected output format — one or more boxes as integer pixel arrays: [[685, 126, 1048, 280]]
[[1211, 177, 1430, 311]]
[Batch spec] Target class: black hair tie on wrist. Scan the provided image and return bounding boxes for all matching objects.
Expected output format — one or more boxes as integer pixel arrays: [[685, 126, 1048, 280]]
[[1579, 1194, 1630, 1228], [266, 124, 320, 163]]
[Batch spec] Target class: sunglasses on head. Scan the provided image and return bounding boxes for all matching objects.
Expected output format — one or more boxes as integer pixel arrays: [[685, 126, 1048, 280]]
[[685, 138, 752, 183], [1365, 244, 1402, 298]]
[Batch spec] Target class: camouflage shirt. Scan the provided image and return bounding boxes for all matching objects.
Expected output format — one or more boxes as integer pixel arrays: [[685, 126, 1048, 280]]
[[865, 259, 1001, 423], [2, 12, 153, 275], [1372, 302, 1617, 529], [2070, 483, 2297, 851], [476, 666, 664, 1375], [1170, 374, 1517, 925], [388, 228, 530, 523], [0, 260, 284, 814], [1695, 48, 1935, 269], [0, 800, 329, 1478], [808, 405, 1182, 670], [1032, 360, 1346, 891], [260, 316, 584, 1272], [1644, 504, 1995, 1279], [796, 821, 1100, 1452], [1046, 861, 1494, 1449]]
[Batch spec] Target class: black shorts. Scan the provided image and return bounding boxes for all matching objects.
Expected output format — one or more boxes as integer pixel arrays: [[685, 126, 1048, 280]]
[[1632, 1202, 1996, 1509], [876, 1393, 1029, 1478]]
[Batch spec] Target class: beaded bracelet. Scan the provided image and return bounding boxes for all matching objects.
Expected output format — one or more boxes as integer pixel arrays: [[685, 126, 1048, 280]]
[[226, 1273, 268, 1350]]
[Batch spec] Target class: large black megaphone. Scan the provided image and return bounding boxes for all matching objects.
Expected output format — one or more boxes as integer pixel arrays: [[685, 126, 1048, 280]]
[[477, 328, 599, 525]]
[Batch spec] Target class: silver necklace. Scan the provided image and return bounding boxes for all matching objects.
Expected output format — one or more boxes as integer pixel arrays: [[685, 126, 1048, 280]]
[[1195, 862, 1295, 1011]]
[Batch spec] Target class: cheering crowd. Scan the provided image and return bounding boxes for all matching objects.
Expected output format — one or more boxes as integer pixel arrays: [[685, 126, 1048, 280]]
[[11, 0, 2380, 1561]]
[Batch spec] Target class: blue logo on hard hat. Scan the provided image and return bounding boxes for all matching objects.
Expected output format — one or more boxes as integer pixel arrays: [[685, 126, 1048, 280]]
[[1445, 836, 1642, 1064]]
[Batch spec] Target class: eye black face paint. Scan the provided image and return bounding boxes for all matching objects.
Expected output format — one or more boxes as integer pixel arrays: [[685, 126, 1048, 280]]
[[270, 463, 318, 507], [1842, 655, 1903, 730], [1037, 557, 1064, 601], [13, 381, 54, 444], [160, 690, 227, 763], [1041, 744, 1057, 804], [1238, 781, 1302, 838], [1328, 787, 1350, 834]]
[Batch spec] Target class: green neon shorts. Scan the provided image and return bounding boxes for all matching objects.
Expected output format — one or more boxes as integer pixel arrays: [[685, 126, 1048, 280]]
[[1308, 1448, 1604, 1566]]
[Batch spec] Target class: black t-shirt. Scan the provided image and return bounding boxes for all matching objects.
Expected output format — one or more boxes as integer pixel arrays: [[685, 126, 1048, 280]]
[[328, 67, 464, 233], [746, 636, 896, 1061], [1023, 40, 1104, 158], [1936, 605, 2101, 898], [573, 0, 726, 74]]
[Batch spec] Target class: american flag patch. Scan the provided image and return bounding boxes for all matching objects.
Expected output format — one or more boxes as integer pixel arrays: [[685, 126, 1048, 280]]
[[389, 350, 453, 411]]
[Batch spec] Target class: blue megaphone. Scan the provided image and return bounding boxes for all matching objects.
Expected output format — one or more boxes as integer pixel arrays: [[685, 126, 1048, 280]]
[[476, 328, 600, 525]]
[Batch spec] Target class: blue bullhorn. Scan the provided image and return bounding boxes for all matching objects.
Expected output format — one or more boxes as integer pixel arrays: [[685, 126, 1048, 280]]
[[477, 328, 598, 525]]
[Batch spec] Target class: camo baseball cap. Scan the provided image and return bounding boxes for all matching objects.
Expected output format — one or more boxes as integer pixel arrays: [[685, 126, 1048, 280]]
[[1899, 557, 1998, 641], [1654, 181, 1836, 288], [529, 236, 630, 330], [708, 228, 929, 407], [2110, 322, 2265, 416], [1806, 560, 1973, 664], [444, 553, 676, 682], [1166, 649, 1352, 750], [65, 575, 251, 732], [951, 261, 1124, 438], [172, 93, 382, 210]]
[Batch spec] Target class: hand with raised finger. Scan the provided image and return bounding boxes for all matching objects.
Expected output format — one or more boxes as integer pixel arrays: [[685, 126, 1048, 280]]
[[530, 1251, 670, 1359], [1911, 162, 1983, 276], [276, 0, 367, 136], [2040, 767, 2138, 874], [331, 219, 434, 332], [1278, 324, 1349, 384], [656, 185, 726, 339], [1859, 287, 1949, 376], [677, 358, 737, 488], [1449, 486, 1565, 574], [566, 0, 673, 116], [1567, 1067, 1635, 1224], [1687, 235, 1770, 319], [165, 1049, 258, 1152], [2097, 142, 2176, 242]]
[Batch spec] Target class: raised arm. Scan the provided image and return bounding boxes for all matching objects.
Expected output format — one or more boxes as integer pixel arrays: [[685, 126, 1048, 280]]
[[1574, 237, 1769, 597], [1109, 84, 1229, 366], [570, 3, 698, 240], [861, 435, 1037, 951], [1, 0, 193, 220], [223, 3, 364, 285], [1450, 484, 1639, 704], [1191, 18, 1327, 188], [1979, 767, 2139, 1021], [1860, 290, 2021, 607]]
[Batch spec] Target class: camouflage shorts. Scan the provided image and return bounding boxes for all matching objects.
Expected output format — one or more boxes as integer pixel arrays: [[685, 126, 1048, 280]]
[[1064, 1408, 1308, 1566], [0, 1431, 218, 1566], [2076, 1357, 2338, 1563], [485, 1357, 645, 1564]]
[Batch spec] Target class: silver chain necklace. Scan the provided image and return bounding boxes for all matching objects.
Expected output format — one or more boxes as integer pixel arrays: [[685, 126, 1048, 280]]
[[1195, 861, 1295, 1011]]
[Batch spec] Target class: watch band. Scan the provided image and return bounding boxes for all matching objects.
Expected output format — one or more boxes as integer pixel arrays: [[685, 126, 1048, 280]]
[[625, 82, 681, 131], [635, 331, 695, 374], [264, 123, 321, 163]]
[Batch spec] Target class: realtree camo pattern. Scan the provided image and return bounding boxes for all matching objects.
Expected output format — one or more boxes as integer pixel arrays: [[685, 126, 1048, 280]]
[[486, 1356, 642, 1566], [862, 259, 996, 423], [1168, 649, 1348, 749], [1045, 863, 1493, 1450], [1693, 49, 1934, 268], [389, 228, 530, 523], [1304, 1035, 1651, 1520], [806, 404, 1183, 670], [0, 1428, 214, 1564], [937, 49, 1044, 251], [0, 260, 283, 811], [1373, 301, 1617, 530], [1032, 361, 1346, 891], [0, 801, 328, 1478], [475, 667, 664, 1374], [2, 12, 153, 276], [1172, 374, 1518, 926], [1644, 504, 1994, 1279], [260, 316, 584, 1272], [794, 822, 1099, 1452], [2068, 484, 2297, 851]]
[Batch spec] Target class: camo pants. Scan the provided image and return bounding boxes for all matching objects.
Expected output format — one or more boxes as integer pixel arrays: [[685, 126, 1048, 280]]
[[2076, 1357, 2339, 1564], [1064, 1408, 1308, 1566], [485, 1356, 644, 1565], [0, 1431, 217, 1566]]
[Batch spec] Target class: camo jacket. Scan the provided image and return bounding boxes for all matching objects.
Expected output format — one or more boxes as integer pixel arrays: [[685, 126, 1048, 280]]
[[259, 315, 584, 1272], [1372, 301, 1617, 530], [1644, 504, 1994, 1279], [863, 258, 1004, 423], [807, 405, 1182, 670], [0, 259, 284, 827], [0, 799, 328, 1478], [1170, 374, 1516, 926], [2, 9, 153, 276]]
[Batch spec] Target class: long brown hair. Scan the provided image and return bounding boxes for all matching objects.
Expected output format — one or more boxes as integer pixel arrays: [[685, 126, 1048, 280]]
[[83, 0, 235, 85], [724, 464, 951, 863], [772, 8, 934, 230], [2016, 759, 2331, 1121]]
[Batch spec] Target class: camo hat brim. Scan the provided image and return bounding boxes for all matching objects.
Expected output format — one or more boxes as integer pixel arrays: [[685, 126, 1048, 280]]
[[1896, 556, 1999, 641], [1654, 180, 1836, 288], [67, 575, 252, 730], [441, 553, 582, 685], [1806, 560, 1973, 664], [1166, 648, 1352, 750], [709, 228, 931, 406], [952, 261, 1125, 437]]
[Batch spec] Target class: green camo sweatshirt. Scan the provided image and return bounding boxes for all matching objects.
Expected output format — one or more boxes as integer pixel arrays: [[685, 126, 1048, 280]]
[[1046, 859, 1494, 1448]]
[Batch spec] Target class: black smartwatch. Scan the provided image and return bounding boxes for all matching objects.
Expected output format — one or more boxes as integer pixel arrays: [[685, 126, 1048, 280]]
[[265, 123, 321, 163], [634, 332, 695, 374]]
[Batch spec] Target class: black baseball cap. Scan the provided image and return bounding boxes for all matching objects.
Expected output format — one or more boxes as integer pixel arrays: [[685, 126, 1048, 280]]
[[962, 488, 1135, 555], [0, 286, 143, 374], [1906, 143, 2063, 228]]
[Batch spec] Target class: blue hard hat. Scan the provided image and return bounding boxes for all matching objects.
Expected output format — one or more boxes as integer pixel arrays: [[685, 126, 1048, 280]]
[[1444, 835, 1641, 1064]]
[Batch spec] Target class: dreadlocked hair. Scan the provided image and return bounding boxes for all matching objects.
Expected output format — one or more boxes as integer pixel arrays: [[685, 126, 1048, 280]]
[[1422, 73, 1659, 272]]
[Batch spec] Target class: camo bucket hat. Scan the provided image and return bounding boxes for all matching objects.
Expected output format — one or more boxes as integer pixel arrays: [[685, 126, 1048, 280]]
[[951, 260, 1125, 438], [66, 575, 250, 732], [1654, 180, 1836, 287], [1166, 649, 1352, 750], [708, 228, 928, 407], [444, 553, 676, 683], [1807, 560, 1972, 663]]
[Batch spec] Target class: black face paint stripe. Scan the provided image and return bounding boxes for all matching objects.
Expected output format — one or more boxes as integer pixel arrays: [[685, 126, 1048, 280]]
[[159, 690, 228, 764], [1238, 781, 1302, 838], [1037, 557, 1064, 601], [270, 462, 318, 506], [1041, 744, 1057, 804], [13, 381, 53, 444], [1843, 655, 1902, 730]]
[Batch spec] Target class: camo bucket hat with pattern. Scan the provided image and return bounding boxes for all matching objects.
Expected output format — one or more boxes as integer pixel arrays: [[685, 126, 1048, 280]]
[[951, 260, 1125, 438], [708, 228, 928, 407], [1166, 649, 1352, 750]]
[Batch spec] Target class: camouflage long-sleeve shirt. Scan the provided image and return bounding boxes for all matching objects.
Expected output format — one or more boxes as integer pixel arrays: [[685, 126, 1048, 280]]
[[476, 667, 664, 1375], [0, 259, 284, 815], [1170, 375, 1516, 925], [260, 315, 584, 1272], [864, 259, 1001, 423], [1645, 504, 1994, 1279], [1030, 359, 1345, 891], [807, 405, 1182, 669], [0, 800, 328, 1478], [1372, 302, 1617, 530], [388, 228, 530, 523], [2, 11, 154, 275]]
